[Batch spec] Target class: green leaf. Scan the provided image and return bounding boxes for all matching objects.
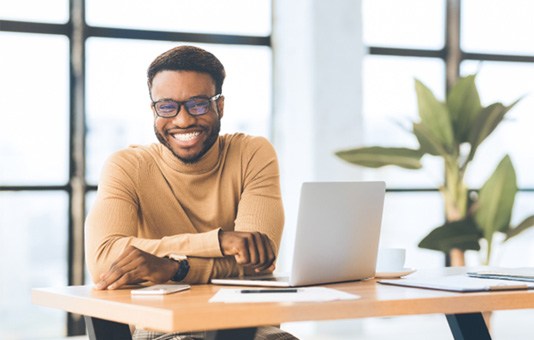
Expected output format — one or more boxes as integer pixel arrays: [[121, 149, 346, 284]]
[[335, 146, 423, 169], [418, 218, 482, 252], [505, 215, 534, 241], [415, 79, 455, 154], [474, 155, 517, 241], [467, 98, 521, 162], [446, 74, 482, 143], [413, 122, 449, 156]]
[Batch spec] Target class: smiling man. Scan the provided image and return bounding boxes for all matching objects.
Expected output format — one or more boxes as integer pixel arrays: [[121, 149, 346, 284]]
[[152, 71, 222, 163], [85, 45, 296, 339]]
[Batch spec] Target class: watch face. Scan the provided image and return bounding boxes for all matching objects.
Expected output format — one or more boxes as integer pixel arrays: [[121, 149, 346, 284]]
[[172, 259, 189, 282]]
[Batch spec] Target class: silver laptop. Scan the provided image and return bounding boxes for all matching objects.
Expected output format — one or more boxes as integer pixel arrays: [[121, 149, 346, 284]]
[[211, 181, 385, 287]]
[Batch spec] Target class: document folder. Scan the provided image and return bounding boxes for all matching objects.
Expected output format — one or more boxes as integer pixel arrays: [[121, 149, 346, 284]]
[[467, 267, 534, 282], [379, 275, 534, 292]]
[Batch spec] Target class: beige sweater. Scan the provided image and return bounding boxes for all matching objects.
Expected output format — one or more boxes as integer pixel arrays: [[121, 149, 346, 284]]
[[85, 133, 284, 284]]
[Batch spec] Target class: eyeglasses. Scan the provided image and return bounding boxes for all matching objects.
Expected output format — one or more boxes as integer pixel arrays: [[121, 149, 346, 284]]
[[152, 94, 222, 118]]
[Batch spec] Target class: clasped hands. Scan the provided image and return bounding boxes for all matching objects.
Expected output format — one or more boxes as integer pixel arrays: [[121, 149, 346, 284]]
[[218, 230, 276, 273], [95, 230, 275, 290]]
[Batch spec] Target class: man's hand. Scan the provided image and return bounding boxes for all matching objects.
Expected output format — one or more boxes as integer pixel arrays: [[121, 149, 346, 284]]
[[219, 231, 276, 273], [95, 245, 178, 290]]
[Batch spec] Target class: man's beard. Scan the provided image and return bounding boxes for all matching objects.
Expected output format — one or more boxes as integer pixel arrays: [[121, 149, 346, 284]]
[[155, 120, 220, 164]]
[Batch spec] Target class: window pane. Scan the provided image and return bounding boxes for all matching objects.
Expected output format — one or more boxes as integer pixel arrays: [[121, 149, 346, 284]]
[[362, 0, 445, 49], [86, 38, 271, 184], [0, 33, 69, 185], [461, 0, 534, 55], [362, 55, 445, 188], [0, 191, 68, 338], [86, 0, 271, 36], [495, 192, 534, 266], [461, 61, 534, 188], [0, 0, 68, 23], [381, 192, 445, 269], [383, 189, 534, 271]]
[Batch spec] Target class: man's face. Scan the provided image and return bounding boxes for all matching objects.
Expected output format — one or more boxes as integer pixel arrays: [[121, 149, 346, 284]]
[[150, 70, 224, 163]]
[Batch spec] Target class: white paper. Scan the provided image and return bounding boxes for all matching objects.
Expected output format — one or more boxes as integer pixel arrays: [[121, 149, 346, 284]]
[[209, 287, 360, 303]]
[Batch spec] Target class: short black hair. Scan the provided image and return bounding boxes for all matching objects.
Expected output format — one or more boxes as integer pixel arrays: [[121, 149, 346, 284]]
[[147, 45, 226, 94]]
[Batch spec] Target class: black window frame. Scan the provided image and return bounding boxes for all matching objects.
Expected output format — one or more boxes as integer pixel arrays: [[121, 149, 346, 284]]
[[0, 0, 271, 335], [4, 0, 534, 336], [367, 0, 534, 194]]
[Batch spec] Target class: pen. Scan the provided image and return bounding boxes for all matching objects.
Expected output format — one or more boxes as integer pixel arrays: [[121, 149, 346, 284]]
[[240, 289, 298, 294]]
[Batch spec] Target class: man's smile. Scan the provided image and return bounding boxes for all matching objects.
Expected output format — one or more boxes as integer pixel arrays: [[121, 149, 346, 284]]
[[171, 130, 202, 143]]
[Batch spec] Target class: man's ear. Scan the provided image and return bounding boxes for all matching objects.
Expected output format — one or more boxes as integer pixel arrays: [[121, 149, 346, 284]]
[[217, 95, 225, 119]]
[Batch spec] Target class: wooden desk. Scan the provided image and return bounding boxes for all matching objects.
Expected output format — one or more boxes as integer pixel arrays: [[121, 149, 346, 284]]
[[32, 267, 534, 340]]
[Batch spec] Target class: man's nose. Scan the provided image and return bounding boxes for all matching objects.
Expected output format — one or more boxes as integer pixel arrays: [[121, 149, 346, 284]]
[[171, 106, 196, 126]]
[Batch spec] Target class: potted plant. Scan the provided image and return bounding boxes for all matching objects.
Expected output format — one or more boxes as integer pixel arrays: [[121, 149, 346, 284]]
[[336, 74, 534, 266]]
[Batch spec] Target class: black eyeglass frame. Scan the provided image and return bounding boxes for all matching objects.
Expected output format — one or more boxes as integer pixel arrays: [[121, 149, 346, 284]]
[[151, 93, 222, 118]]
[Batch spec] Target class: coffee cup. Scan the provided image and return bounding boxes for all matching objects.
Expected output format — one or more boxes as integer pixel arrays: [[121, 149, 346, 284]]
[[376, 248, 406, 273]]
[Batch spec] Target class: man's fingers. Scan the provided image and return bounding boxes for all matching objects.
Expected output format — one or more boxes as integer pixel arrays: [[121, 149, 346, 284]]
[[222, 233, 251, 264], [220, 231, 276, 268], [248, 233, 260, 265], [257, 263, 276, 274], [253, 234, 276, 272], [254, 253, 276, 272], [97, 261, 134, 289], [253, 232, 266, 265], [106, 269, 136, 290], [96, 247, 141, 289], [233, 237, 251, 264]]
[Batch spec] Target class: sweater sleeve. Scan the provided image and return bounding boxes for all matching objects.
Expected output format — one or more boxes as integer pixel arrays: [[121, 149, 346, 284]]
[[85, 150, 224, 284], [233, 137, 285, 256]]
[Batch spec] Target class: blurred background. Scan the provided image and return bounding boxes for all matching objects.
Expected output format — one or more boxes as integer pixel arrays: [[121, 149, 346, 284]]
[[1, 0, 534, 338]]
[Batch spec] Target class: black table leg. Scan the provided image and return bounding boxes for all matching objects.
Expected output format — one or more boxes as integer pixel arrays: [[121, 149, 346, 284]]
[[206, 327, 258, 340], [84, 316, 132, 340], [446, 313, 492, 340]]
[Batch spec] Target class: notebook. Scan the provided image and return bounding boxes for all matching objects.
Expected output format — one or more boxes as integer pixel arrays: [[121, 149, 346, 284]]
[[211, 181, 385, 287], [467, 267, 534, 282], [379, 275, 534, 292]]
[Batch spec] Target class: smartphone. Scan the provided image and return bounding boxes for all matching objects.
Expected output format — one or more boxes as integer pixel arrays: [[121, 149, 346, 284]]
[[131, 284, 191, 296]]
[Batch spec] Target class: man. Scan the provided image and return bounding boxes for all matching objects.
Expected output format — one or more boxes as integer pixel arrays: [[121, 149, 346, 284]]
[[85, 45, 296, 339]]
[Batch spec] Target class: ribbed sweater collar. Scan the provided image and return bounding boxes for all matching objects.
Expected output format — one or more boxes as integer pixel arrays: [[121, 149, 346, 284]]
[[159, 137, 221, 174]]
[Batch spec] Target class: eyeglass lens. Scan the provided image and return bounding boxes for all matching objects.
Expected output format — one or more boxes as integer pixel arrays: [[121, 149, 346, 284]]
[[155, 98, 211, 117]]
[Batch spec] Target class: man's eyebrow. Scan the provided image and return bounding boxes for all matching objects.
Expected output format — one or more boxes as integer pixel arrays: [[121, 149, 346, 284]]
[[155, 95, 211, 102], [188, 94, 211, 100]]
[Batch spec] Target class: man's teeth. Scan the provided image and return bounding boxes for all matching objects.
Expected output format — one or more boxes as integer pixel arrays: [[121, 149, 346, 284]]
[[173, 131, 200, 141]]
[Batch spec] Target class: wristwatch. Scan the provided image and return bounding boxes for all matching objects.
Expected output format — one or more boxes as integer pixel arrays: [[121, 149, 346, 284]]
[[166, 254, 190, 282]]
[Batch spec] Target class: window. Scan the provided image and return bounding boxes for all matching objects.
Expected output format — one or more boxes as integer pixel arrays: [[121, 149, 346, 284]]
[[363, 0, 445, 49], [0, 0, 272, 337], [0, 192, 68, 338], [0, 33, 69, 185], [85, 39, 272, 183], [86, 0, 271, 36], [0, 0, 68, 23], [362, 0, 534, 269]]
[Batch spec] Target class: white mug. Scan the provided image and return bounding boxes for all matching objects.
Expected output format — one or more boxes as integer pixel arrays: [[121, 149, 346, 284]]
[[376, 248, 406, 272]]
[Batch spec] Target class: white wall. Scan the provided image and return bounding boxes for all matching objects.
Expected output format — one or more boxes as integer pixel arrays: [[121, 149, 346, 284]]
[[272, 0, 365, 269], [272, 0, 366, 336]]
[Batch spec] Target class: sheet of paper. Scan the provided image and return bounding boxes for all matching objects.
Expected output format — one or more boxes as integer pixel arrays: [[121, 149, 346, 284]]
[[209, 287, 360, 303]]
